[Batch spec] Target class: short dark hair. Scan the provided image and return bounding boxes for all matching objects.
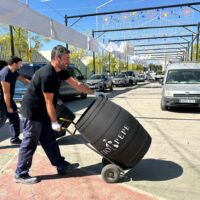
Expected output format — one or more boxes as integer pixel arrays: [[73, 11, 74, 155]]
[[51, 45, 70, 60], [0, 60, 8, 70], [7, 56, 22, 65]]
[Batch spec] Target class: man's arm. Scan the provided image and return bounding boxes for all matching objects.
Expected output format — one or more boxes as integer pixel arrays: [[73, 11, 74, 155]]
[[0, 81, 13, 113], [66, 77, 93, 95], [43, 92, 57, 122], [17, 75, 30, 84]]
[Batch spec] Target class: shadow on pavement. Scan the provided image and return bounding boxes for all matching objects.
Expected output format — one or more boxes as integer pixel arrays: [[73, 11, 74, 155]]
[[37, 162, 102, 181], [36, 158, 183, 183], [121, 159, 183, 182], [0, 123, 10, 142], [167, 107, 200, 114]]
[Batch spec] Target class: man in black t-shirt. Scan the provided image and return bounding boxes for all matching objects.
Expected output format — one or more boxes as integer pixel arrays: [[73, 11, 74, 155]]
[[0, 57, 30, 144], [15, 45, 94, 184]]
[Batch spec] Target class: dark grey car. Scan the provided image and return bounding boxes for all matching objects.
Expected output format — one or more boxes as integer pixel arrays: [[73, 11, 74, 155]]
[[14, 65, 87, 102]]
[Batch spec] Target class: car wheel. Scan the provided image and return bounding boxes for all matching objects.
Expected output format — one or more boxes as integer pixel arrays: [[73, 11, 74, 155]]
[[80, 93, 87, 99], [110, 84, 113, 91], [102, 85, 106, 92], [161, 98, 167, 111]]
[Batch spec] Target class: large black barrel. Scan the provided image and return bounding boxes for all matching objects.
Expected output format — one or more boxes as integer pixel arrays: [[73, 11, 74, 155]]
[[75, 96, 151, 169]]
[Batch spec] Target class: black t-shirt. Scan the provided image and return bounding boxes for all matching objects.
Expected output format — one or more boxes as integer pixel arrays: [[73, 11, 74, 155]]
[[0, 66, 19, 109], [21, 64, 71, 121]]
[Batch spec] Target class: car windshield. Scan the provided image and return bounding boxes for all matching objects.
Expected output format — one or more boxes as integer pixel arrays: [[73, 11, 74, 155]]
[[115, 74, 125, 78], [166, 69, 200, 84], [90, 75, 104, 80], [138, 74, 144, 77]]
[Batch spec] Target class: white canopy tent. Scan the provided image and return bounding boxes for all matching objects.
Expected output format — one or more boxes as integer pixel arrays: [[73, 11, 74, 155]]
[[102, 41, 135, 61], [0, 0, 99, 52]]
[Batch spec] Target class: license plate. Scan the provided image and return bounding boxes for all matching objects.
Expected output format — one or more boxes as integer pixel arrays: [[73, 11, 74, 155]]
[[179, 99, 196, 103]]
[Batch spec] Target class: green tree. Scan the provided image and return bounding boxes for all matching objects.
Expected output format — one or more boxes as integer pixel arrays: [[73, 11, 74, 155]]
[[0, 27, 49, 61], [69, 47, 87, 67], [149, 63, 162, 73], [192, 44, 200, 61]]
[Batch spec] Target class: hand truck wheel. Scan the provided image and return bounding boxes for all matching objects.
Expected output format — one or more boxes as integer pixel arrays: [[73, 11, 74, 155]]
[[101, 164, 121, 183]]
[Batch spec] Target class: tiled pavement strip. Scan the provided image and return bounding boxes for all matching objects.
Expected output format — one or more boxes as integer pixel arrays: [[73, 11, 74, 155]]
[[0, 123, 157, 200]]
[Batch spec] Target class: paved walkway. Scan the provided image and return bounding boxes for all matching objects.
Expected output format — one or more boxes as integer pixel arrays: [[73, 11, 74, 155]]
[[0, 123, 156, 200]]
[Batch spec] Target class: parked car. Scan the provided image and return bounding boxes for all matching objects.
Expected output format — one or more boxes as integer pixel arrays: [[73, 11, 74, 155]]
[[161, 62, 200, 110], [18, 62, 47, 79], [14, 64, 87, 102], [112, 74, 129, 86], [137, 74, 146, 82], [59, 66, 87, 99], [155, 72, 165, 82], [121, 71, 137, 85], [86, 74, 113, 92]]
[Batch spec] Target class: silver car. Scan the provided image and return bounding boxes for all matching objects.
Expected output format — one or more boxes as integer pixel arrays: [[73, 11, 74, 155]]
[[161, 62, 200, 110], [112, 74, 129, 87], [86, 74, 113, 92], [121, 71, 137, 85]]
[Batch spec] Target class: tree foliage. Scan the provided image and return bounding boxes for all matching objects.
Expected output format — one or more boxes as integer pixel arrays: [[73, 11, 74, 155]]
[[0, 27, 50, 61], [192, 44, 200, 61], [69, 46, 87, 67]]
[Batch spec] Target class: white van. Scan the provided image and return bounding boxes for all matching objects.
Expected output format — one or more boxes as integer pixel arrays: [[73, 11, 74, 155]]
[[161, 62, 200, 110]]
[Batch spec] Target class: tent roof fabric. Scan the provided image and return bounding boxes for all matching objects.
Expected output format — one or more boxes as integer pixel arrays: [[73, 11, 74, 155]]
[[0, 0, 99, 52]]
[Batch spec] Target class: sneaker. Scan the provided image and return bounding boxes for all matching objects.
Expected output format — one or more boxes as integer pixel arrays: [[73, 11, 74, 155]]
[[57, 161, 79, 175], [15, 174, 39, 184], [10, 138, 22, 145]]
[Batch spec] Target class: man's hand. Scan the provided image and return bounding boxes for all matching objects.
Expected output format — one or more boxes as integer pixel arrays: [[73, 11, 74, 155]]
[[7, 107, 14, 113], [94, 91, 106, 98], [51, 121, 61, 131]]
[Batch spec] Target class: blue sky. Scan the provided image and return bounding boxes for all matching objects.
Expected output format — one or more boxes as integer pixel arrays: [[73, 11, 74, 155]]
[[19, 0, 200, 51]]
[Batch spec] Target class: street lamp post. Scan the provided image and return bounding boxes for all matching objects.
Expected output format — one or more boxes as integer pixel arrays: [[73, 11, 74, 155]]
[[95, 0, 113, 74], [25, 0, 32, 62]]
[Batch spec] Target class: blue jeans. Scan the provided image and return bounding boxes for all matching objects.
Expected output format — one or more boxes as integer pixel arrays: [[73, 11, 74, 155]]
[[2, 101, 20, 142], [16, 118, 63, 176], [7, 112, 20, 142]]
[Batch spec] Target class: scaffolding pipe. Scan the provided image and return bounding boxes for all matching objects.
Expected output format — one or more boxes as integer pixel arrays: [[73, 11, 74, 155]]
[[94, 24, 198, 33], [67, 2, 200, 19], [196, 23, 200, 61], [191, 34, 194, 61], [92, 30, 96, 74], [135, 47, 186, 52], [9, 25, 14, 56], [64, 15, 68, 50], [134, 42, 188, 47], [110, 35, 192, 42]]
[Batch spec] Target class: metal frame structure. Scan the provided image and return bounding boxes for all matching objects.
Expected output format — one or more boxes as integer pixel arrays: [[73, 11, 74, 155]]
[[66, 2, 200, 19], [110, 35, 193, 42], [93, 24, 198, 34], [65, 2, 200, 73]]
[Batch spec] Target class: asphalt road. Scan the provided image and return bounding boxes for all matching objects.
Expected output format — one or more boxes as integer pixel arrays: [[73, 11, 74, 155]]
[[64, 81, 200, 200], [0, 81, 200, 200]]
